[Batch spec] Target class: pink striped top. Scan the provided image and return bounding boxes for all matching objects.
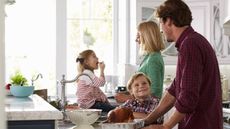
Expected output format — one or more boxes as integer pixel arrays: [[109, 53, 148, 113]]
[[76, 69, 107, 109]]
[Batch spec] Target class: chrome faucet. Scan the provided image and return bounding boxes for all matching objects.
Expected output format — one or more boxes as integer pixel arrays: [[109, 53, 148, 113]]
[[59, 73, 92, 120], [31, 73, 43, 86]]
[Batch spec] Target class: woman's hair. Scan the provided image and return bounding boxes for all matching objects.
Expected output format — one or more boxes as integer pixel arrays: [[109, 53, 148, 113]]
[[138, 21, 165, 54], [76, 49, 94, 73], [156, 0, 192, 27], [127, 72, 151, 93]]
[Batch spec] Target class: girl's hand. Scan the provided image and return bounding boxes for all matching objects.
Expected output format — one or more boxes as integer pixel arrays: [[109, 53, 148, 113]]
[[98, 61, 105, 71]]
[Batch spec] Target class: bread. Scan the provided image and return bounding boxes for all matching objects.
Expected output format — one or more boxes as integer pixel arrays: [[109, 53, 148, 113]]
[[107, 107, 134, 123]]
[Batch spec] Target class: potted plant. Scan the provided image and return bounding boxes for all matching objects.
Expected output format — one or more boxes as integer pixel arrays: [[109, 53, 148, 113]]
[[9, 71, 34, 97], [10, 71, 29, 86]]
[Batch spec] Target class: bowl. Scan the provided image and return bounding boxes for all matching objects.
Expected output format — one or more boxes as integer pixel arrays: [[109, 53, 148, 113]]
[[10, 86, 34, 97], [66, 109, 102, 129]]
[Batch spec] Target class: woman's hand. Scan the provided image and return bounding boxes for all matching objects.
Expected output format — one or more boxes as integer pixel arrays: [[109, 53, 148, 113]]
[[114, 93, 133, 103]]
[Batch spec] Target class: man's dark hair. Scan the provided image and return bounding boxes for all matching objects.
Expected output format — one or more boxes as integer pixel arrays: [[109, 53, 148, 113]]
[[156, 0, 192, 27]]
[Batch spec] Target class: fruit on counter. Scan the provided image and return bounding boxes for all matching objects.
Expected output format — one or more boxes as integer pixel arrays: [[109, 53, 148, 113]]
[[5, 83, 11, 90]]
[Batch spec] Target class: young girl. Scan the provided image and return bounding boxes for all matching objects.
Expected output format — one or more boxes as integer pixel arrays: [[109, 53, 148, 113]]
[[121, 72, 163, 123], [75, 49, 115, 112]]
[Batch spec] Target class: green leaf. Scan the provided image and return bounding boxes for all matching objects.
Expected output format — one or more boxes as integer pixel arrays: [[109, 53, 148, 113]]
[[10, 71, 28, 86]]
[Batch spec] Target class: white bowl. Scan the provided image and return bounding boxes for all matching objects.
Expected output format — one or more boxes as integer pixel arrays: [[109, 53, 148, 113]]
[[66, 109, 102, 129]]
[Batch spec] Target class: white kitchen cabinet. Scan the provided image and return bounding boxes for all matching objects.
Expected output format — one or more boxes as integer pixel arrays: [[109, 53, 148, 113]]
[[135, 0, 212, 65], [219, 0, 230, 64], [220, 0, 229, 25]]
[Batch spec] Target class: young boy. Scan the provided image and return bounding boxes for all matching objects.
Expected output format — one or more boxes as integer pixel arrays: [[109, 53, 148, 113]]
[[120, 72, 163, 124]]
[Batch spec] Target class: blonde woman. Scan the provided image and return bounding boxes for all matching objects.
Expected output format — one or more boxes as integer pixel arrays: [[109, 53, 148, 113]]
[[136, 21, 165, 98]]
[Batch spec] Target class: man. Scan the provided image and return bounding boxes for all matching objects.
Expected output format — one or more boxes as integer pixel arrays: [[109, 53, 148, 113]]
[[143, 0, 223, 129]]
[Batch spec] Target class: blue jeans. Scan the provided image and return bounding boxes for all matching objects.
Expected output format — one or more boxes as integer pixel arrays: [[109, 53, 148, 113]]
[[90, 101, 116, 112]]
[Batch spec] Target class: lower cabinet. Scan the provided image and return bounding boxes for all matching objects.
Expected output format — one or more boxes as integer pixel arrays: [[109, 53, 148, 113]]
[[8, 120, 55, 129]]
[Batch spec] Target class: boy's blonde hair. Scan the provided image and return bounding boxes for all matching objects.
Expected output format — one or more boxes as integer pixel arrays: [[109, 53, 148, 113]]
[[76, 49, 94, 73], [138, 21, 165, 54], [127, 72, 152, 93]]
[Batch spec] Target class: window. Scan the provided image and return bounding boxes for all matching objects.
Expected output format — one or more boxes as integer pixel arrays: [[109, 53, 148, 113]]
[[5, 0, 132, 97], [5, 0, 56, 95]]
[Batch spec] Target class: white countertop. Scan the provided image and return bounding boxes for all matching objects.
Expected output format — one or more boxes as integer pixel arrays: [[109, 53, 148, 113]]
[[5, 94, 63, 121]]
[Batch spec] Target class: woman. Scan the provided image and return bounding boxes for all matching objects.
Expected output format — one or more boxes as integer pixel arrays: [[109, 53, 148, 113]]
[[115, 21, 165, 102], [136, 21, 165, 98]]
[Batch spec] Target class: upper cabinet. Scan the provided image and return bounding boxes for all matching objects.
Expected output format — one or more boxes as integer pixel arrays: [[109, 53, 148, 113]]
[[220, 0, 229, 25], [135, 0, 230, 65]]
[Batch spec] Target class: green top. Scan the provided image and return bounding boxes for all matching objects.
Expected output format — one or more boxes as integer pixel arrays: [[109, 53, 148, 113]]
[[138, 52, 164, 98]]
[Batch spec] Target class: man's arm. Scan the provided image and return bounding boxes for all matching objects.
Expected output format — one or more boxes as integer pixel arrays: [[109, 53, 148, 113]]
[[163, 109, 185, 129], [144, 91, 175, 125]]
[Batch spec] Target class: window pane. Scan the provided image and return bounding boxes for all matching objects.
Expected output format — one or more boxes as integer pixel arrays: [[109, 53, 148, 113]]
[[67, 0, 112, 19], [5, 0, 56, 96]]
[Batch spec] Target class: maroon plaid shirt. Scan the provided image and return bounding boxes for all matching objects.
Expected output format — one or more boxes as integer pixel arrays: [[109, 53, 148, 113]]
[[168, 27, 223, 129], [121, 95, 163, 124]]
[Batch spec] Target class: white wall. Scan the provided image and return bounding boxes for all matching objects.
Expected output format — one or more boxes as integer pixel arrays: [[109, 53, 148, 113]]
[[0, 0, 6, 129]]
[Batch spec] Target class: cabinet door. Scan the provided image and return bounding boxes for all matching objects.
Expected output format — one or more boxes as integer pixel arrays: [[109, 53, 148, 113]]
[[187, 1, 211, 43], [218, 0, 230, 64]]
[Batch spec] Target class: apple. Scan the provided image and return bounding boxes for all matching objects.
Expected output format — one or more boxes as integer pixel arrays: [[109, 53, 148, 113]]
[[5, 83, 11, 90]]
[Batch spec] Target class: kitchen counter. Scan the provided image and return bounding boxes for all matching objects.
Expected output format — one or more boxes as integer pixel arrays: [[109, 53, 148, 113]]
[[5, 94, 63, 129]]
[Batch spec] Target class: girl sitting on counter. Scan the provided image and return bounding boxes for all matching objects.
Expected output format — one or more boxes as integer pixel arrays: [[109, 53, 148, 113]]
[[75, 49, 115, 112]]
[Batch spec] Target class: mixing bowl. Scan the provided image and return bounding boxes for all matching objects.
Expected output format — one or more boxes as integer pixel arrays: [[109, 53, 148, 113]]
[[66, 109, 102, 129], [10, 86, 34, 97]]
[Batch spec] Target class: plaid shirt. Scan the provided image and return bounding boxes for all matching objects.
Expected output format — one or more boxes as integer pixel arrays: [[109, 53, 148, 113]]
[[168, 27, 222, 129], [121, 95, 163, 123], [76, 69, 107, 109]]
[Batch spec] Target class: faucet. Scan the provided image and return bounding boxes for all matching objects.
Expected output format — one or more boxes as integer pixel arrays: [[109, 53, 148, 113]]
[[59, 73, 92, 120], [31, 73, 43, 86]]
